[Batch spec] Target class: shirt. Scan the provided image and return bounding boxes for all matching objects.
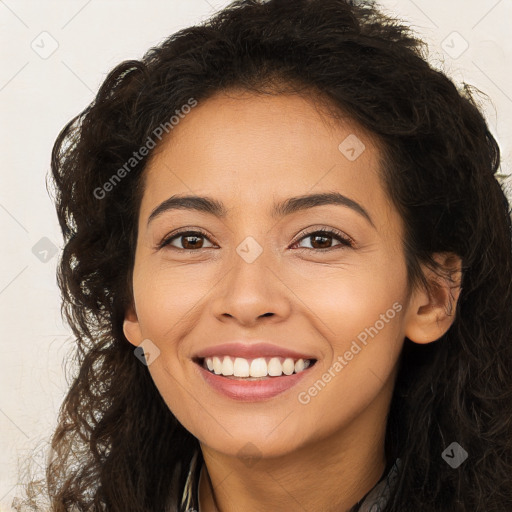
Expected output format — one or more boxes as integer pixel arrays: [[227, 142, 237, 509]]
[[179, 450, 401, 512]]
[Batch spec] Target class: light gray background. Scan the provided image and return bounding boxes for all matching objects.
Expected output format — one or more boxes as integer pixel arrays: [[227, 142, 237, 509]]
[[1, 1, 511, 509]]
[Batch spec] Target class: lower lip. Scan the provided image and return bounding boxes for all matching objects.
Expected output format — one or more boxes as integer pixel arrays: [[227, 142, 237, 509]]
[[196, 362, 315, 402]]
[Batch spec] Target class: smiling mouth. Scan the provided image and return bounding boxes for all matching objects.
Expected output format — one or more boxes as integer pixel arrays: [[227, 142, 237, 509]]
[[193, 356, 318, 380]]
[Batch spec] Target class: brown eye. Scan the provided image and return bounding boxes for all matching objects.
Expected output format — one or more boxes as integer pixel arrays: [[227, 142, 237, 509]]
[[179, 233, 205, 250], [159, 230, 215, 250], [308, 233, 334, 249], [293, 229, 354, 251]]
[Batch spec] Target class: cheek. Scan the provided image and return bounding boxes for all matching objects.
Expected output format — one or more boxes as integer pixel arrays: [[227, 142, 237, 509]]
[[293, 276, 406, 433], [295, 256, 406, 337], [326, 279, 405, 341], [297, 254, 408, 395], [144, 356, 205, 437], [132, 262, 214, 338]]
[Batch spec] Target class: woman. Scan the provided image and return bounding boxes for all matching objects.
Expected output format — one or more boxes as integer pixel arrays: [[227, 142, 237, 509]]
[[14, 0, 512, 510]]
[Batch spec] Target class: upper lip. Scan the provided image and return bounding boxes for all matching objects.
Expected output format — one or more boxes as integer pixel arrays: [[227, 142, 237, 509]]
[[193, 342, 317, 361]]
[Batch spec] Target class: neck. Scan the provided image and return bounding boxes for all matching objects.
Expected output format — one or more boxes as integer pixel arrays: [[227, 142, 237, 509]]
[[198, 382, 392, 512]]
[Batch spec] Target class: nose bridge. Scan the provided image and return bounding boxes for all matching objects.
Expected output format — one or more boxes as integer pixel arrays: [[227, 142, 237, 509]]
[[228, 232, 272, 298], [210, 231, 289, 323]]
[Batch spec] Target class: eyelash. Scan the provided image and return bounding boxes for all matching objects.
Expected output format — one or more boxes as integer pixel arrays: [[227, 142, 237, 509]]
[[157, 227, 355, 252]]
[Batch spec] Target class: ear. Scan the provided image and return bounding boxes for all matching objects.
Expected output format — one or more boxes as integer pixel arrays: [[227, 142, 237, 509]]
[[123, 302, 143, 347], [404, 252, 463, 344]]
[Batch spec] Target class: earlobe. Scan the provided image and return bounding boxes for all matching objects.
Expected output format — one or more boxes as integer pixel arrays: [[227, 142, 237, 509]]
[[123, 303, 143, 347], [404, 252, 463, 344]]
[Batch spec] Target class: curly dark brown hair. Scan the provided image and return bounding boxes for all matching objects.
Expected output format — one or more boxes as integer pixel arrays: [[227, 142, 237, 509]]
[[13, 0, 512, 510]]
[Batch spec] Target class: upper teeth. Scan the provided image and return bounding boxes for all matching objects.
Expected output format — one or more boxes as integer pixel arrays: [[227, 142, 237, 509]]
[[204, 356, 312, 377]]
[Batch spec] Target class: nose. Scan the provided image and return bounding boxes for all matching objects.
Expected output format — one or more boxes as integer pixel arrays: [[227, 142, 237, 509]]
[[208, 247, 292, 327]]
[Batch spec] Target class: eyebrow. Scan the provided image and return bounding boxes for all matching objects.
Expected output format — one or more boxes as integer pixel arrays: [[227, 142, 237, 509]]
[[147, 192, 375, 228]]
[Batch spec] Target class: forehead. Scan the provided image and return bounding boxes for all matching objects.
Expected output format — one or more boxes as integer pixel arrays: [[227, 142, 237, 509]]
[[139, 91, 391, 223]]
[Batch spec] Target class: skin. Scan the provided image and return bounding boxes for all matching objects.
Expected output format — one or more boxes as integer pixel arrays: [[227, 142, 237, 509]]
[[123, 90, 461, 512]]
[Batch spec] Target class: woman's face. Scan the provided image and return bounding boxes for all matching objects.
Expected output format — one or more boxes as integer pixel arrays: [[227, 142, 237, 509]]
[[124, 90, 415, 459]]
